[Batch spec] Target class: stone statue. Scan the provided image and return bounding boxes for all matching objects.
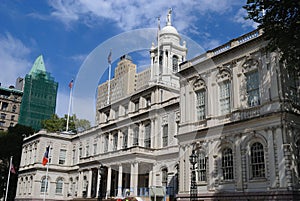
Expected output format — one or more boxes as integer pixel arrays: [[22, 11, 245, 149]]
[[167, 8, 172, 25]]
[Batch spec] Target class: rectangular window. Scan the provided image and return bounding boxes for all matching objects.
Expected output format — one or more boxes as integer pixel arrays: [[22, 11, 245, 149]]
[[196, 90, 205, 120], [86, 145, 89, 157], [1, 102, 8, 111], [134, 100, 139, 112], [1, 113, 6, 120], [124, 105, 128, 115], [93, 143, 97, 155], [219, 81, 231, 115], [197, 153, 207, 182], [115, 108, 119, 119], [123, 130, 128, 149], [162, 125, 168, 147], [72, 149, 76, 165], [246, 70, 260, 106], [79, 147, 82, 158], [144, 124, 151, 148], [59, 149, 66, 165], [104, 135, 109, 152], [11, 115, 15, 121], [113, 133, 118, 151], [146, 97, 151, 108], [133, 127, 139, 146]]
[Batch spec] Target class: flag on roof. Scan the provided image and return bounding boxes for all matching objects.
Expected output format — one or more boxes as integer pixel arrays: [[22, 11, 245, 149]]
[[69, 79, 73, 89], [42, 146, 50, 166]]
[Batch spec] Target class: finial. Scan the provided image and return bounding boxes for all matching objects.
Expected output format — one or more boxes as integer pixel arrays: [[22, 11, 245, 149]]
[[167, 8, 172, 26]]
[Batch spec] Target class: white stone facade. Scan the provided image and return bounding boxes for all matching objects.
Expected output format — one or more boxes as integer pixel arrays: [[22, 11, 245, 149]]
[[16, 17, 300, 201], [176, 30, 300, 200]]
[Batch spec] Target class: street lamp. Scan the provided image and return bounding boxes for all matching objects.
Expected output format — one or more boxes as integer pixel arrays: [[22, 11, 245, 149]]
[[98, 164, 105, 201], [189, 150, 197, 201]]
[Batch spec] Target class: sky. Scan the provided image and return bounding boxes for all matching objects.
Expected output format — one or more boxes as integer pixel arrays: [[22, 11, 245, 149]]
[[0, 0, 257, 124]]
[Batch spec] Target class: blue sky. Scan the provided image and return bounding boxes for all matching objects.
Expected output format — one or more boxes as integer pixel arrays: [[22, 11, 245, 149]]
[[0, 0, 257, 121]]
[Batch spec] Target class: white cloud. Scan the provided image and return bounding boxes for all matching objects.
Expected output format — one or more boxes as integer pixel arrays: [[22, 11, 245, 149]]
[[202, 39, 221, 50], [0, 33, 31, 87], [48, 0, 243, 32], [233, 8, 259, 29]]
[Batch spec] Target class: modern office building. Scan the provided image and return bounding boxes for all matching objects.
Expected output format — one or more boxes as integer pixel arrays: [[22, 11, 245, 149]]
[[16, 12, 300, 201], [0, 85, 23, 131], [18, 55, 58, 131]]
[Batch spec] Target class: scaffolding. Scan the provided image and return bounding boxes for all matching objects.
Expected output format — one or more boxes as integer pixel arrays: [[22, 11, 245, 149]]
[[18, 56, 58, 131]]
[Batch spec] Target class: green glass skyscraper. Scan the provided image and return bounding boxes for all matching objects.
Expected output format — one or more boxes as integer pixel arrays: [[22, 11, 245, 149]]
[[18, 55, 58, 131]]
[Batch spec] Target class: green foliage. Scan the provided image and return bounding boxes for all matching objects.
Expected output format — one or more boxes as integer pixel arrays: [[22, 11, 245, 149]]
[[244, 0, 300, 69], [42, 114, 91, 133], [0, 124, 34, 200]]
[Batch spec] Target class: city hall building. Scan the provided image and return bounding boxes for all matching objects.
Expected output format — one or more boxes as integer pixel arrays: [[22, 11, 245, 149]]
[[16, 12, 300, 201]]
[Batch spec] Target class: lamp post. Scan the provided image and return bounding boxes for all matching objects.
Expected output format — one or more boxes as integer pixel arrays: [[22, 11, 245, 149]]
[[189, 150, 197, 201], [98, 164, 104, 201]]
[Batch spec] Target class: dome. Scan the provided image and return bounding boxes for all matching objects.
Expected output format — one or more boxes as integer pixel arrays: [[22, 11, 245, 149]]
[[160, 25, 179, 35]]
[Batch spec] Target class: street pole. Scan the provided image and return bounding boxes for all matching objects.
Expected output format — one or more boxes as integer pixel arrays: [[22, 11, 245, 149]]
[[189, 150, 197, 201]]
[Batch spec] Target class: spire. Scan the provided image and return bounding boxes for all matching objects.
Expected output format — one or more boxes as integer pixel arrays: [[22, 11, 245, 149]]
[[29, 55, 47, 76], [166, 8, 172, 26]]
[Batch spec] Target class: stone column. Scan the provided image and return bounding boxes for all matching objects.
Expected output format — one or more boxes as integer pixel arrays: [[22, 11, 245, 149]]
[[235, 135, 243, 191], [118, 165, 123, 196], [149, 170, 153, 187], [96, 168, 101, 197], [275, 127, 287, 188], [87, 169, 93, 198], [151, 119, 155, 148], [139, 123, 144, 147], [267, 128, 276, 188], [106, 166, 112, 198], [78, 171, 83, 197], [130, 162, 139, 196]]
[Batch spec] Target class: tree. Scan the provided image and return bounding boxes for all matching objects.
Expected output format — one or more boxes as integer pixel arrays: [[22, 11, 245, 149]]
[[42, 114, 91, 133], [0, 124, 34, 201], [244, 0, 300, 69]]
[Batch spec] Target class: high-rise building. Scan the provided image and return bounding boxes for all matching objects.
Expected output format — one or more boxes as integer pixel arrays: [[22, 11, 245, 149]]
[[0, 85, 23, 131], [18, 55, 58, 131]]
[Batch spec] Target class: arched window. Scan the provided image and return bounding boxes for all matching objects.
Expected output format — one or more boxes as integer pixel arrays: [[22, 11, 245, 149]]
[[40, 177, 48, 193], [222, 148, 234, 180], [55, 178, 64, 194], [172, 55, 179, 72], [250, 142, 265, 178], [196, 152, 207, 182]]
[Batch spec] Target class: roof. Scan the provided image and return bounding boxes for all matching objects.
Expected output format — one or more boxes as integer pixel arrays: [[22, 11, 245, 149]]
[[0, 86, 23, 95], [29, 55, 48, 79], [160, 25, 179, 36]]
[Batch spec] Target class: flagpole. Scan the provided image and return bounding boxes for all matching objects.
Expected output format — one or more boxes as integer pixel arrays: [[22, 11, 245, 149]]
[[107, 50, 112, 105], [43, 146, 51, 201], [4, 156, 13, 201], [66, 84, 73, 132], [157, 17, 160, 82]]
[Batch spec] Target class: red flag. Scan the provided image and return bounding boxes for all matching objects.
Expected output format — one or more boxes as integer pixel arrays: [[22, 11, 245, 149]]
[[42, 146, 50, 166], [10, 163, 16, 174], [69, 80, 73, 89]]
